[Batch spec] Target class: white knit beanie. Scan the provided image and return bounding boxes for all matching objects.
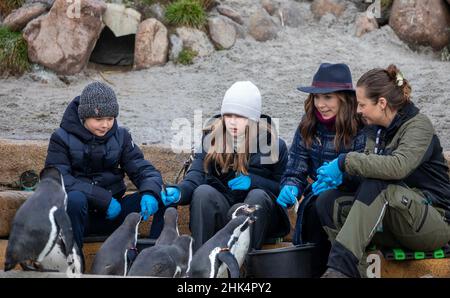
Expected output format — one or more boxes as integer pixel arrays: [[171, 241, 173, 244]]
[[221, 81, 262, 122]]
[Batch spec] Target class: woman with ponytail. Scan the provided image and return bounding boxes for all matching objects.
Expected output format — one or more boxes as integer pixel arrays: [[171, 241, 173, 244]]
[[316, 65, 450, 278]]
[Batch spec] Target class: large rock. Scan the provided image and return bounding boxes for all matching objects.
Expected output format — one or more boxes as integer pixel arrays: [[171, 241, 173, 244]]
[[208, 16, 237, 50], [134, 2, 166, 24], [175, 27, 215, 57], [3, 3, 48, 32], [103, 3, 141, 37], [0, 191, 33, 237], [389, 0, 450, 51], [311, 0, 346, 19], [278, 2, 303, 28], [261, 0, 279, 16], [133, 18, 169, 70], [22, 0, 106, 75], [216, 5, 243, 25], [355, 13, 379, 37], [249, 9, 279, 42]]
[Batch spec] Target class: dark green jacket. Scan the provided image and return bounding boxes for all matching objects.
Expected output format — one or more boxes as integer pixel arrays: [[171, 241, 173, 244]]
[[342, 102, 450, 211]]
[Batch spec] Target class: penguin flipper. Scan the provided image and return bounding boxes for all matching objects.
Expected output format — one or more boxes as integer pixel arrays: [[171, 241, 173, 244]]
[[217, 250, 240, 278], [53, 208, 74, 256]]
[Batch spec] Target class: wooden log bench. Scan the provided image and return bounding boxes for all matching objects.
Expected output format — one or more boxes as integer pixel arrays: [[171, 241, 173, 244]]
[[0, 139, 449, 277]]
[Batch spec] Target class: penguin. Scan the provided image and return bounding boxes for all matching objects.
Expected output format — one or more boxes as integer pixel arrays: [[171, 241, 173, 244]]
[[186, 209, 257, 278], [155, 207, 179, 246], [228, 203, 260, 219], [127, 234, 194, 277], [4, 166, 83, 275], [90, 212, 141, 276]]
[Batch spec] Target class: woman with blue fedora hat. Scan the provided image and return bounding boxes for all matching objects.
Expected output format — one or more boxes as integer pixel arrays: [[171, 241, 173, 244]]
[[277, 63, 366, 277]]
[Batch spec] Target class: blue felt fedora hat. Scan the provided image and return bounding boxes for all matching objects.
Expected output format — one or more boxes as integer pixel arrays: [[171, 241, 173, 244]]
[[297, 63, 355, 94]]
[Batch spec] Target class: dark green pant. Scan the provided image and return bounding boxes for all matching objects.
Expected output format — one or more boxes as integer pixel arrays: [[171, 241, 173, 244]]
[[316, 179, 450, 277]]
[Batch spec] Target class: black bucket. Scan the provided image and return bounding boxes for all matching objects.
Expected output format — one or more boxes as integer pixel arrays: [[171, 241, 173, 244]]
[[245, 244, 322, 278]]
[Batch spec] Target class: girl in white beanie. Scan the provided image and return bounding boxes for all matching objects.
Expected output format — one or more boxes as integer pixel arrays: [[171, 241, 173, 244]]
[[162, 81, 291, 253]]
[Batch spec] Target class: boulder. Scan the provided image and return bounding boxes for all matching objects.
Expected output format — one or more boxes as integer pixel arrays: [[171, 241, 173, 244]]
[[389, 0, 450, 51], [175, 27, 215, 57], [311, 0, 346, 19], [3, 3, 48, 32], [261, 0, 278, 16], [103, 3, 141, 37], [134, 2, 166, 24], [278, 2, 303, 28], [22, 0, 106, 75], [355, 13, 379, 37], [133, 18, 169, 70], [216, 5, 243, 25], [248, 8, 279, 42], [208, 16, 237, 50]]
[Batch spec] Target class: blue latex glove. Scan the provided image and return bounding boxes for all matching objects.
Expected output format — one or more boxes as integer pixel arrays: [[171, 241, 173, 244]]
[[276, 185, 298, 208], [140, 194, 159, 221], [228, 174, 251, 191], [312, 175, 336, 195], [160, 187, 181, 206], [106, 197, 121, 220], [317, 158, 343, 187]]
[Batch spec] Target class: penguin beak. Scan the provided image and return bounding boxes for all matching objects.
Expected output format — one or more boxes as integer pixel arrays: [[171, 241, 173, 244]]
[[249, 215, 257, 224], [246, 204, 261, 214]]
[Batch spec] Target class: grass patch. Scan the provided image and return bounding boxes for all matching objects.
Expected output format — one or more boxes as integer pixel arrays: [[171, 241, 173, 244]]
[[176, 48, 197, 65], [165, 0, 207, 29], [0, 26, 30, 77], [0, 0, 25, 16]]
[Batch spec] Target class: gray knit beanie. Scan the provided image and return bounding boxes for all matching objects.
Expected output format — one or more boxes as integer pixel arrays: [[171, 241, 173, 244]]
[[221, 81, 262, 122], [78, 82, 119, 120]]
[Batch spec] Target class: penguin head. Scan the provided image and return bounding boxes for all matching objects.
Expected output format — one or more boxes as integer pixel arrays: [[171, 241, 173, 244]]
[[123, 212, 142, 227], [228, 204, 260, 220], [39, 166, 63, 185], [163, 207, 178, 225]]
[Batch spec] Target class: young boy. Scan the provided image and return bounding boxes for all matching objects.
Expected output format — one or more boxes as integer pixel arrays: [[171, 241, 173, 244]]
[[45, 82, 176, 254]]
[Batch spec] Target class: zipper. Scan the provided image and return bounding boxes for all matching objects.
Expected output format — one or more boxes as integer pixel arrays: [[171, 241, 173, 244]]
[[316, 135, 323, 168]]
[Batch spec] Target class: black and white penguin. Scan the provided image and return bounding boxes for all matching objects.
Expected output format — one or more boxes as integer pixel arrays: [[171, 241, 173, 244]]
[[155, 207, 179, 246], [4, 166, 83, 275], [127, 234, 194, 277], [186, 209, 257, 278], [228, 203, 260, 219], [90, 212, 141, 276]]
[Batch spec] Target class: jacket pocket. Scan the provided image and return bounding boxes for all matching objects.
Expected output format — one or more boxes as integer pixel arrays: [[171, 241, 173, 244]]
[[415, 203, 429, 233]]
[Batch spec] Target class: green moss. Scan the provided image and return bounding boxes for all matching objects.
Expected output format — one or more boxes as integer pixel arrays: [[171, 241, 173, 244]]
[[0, 26, 30, 77], [176, 48, 197, 65], [165, 0, 206, 29], [0, 0, 25, 16]]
